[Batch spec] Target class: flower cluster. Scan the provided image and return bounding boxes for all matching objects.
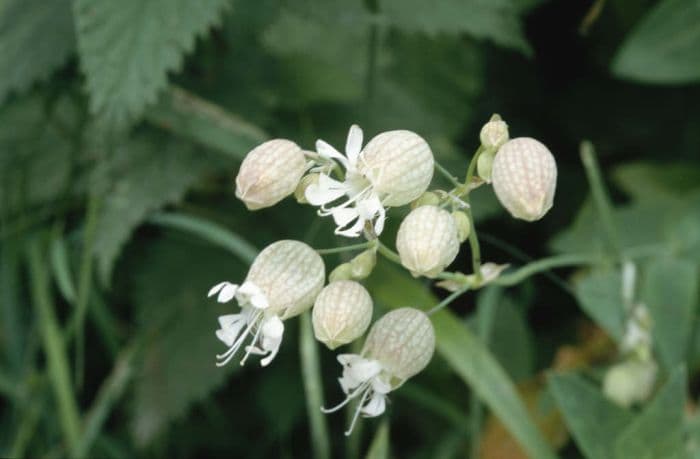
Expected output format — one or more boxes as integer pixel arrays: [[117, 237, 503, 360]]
[[209, 117, 558, 434]]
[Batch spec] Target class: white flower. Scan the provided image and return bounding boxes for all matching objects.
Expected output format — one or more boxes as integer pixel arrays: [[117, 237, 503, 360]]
[[322, 308, 435, 435], [312, 281, 373, 350], [209, 240, 325, 367], [305, 125, 434, 238], [208, 281, 282, 367]]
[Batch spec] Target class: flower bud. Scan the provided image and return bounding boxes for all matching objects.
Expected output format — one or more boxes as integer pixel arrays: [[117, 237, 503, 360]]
[[246, 240, 325, 319], [603, 359, 657, 408], [294, 172, 319, 204], [359, 130, 434, 206], [329, 263, 353, 282], [477, 149, 495, 183], [362, 307, 435, 387], [491, 137, 557, 221], [411, 191, 441, 209], [312, 281, 373, 349], [479, 114, 509, 150], [451, 210, 471, 242], [396, 205, 460, 278], [348, 248, 376, 279], [235, 139, 307, 210]]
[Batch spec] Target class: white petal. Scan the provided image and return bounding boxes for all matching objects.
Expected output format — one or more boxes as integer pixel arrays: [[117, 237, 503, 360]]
[[331, 207, 359, 228], [261, 316, 284, 341], [216, 314, 247, 347], [249, 293, 269, 309], [371, 376, 391, 394], [348, 359, 382, 382], [361, 393, 386, 417], [316, 140, 349, 168], [335, 216, 366, 238], [345, 124, 363, 167], [374, 205, 386, 235], [217, 283, 239, 303], [305, 175, 349, 206], [338, 354, 363, 366], [208, 281, 237, 299]]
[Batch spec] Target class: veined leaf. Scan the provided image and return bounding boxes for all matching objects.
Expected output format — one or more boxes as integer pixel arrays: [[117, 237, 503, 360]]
[[549, 372, 633, 459], [612, 0, 700, 84], [367, 261, 557, 459], [380, 0, 531, 54], [73, 0, 230, 126], [574, 270, 626, 342], [0, 0, 75, 103]]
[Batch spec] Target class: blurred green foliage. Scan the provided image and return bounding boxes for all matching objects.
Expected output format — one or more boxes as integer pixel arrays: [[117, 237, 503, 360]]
[[1, 0, 700, 458]]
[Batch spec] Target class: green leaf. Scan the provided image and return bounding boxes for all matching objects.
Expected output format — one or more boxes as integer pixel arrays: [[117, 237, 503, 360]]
[[91, 132, 220, 284], [128, 233, 249, 446], [643, 258, 698, 368], [614, 367, 687, 459], [73, 0, 230, 126], [367, 261, 557, 459], [613, 162, 700, 202], [365, 420, 390, 459], [0, 0, 75, 103], [548, 371, 634, 459], [380, 0, 531, 54], [574, 269, 626, 342], [612, 0, 700, 84]]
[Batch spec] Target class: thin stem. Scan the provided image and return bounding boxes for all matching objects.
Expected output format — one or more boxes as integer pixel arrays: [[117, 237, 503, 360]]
[[435, 161, 462, 187], [465, 207, 482, 281], [493, 253, 600, 287], [427, 285, 471, 316], [27, 239, 82, 455], [74, 194, 100, 390], [463, 146, 484, 189], [580, 141, 621, 259], [316, 241, 374, 255], [376, 240, 403, 265]]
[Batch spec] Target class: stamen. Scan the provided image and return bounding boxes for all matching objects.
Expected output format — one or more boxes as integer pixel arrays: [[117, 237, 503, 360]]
[[321, 381, 370, 414], [344, 389, 371, 436], [239, 321, 265, 366], [215, 311, 262, 367]]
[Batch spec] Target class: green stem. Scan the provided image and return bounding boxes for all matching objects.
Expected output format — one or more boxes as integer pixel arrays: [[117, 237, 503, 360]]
[[376, 241, 403, 265], [427, 285, 471, 316], [580, 141, 621, 259], [299, 313, 331, 459], [27, 239, 82, 455], [463, 146, 484, 188], [316, 241, 374, 255], [465, 207, 482, 281], [435, 161, 462, 188], [75, 194, 100, 390], [493, 253, 600, 287]]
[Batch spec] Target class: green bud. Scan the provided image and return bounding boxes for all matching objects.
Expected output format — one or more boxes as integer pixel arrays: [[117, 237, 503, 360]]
[[329, 262, 354, 282], [479, 114, 509, 151], [349, 248, 376, 279], [294, 173, 320, 204], [477, 150, 495, 183], [451, 211, 471, 242], [411, 191, 441, 209]]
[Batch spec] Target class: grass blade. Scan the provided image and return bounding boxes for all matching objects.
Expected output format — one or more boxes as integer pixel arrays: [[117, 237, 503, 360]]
[[364, 420, 389, 459]]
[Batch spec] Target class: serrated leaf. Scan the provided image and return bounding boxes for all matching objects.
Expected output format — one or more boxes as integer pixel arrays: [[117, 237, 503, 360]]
[[128, 233, 248, 446], [73, 0, 230, 126], [366, 261, 557, 459], [614, 367, 687, 459], [548, 371, 634, 459], [91, 132, 220, 284], [575, 269, 626, 342], [0, 0, 75, 103], [380, 0, 531, 54], [612, 0, 700, 84], [643, 258, 698, 368]]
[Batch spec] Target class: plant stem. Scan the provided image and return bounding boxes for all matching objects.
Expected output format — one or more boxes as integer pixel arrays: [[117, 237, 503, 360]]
[[580, 141, 621, 259], [463, 146, 484, 188], [316, 241, 374, 255], [376, 241, 403, 265], [427, 284, 472, 316], [27, 239, 82, 455], [299, 313, 331, 459], [435, 161, 462, 187], [74, 193, 100, 390], [465, 207, 482, 281], [493, 253, 600, 287]]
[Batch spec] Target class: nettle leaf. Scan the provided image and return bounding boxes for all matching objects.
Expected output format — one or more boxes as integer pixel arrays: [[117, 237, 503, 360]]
[[380, 0, 531, 54], [548, 372, 633, 459], [614, 367, 687, 459], [73, 0, 230, 126], [127, 234, 248, 446], [574, 269, 626, 342], [612, 0, 700, 84], [91, 132, 225, 284], [0, 0, 75, 103], [643, 258, 698, 369]]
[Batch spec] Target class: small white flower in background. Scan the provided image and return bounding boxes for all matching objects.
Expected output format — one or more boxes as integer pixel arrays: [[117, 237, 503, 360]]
[[396, 205, 460, 278], [312, 281, 373, 350], [235, 139, 307, 210], [209, 240, 325, 367], [603, 359, 657, 408], [305, 125, 434, 238], [491, 137, 557, 221], [323, 307, 435, 435]]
